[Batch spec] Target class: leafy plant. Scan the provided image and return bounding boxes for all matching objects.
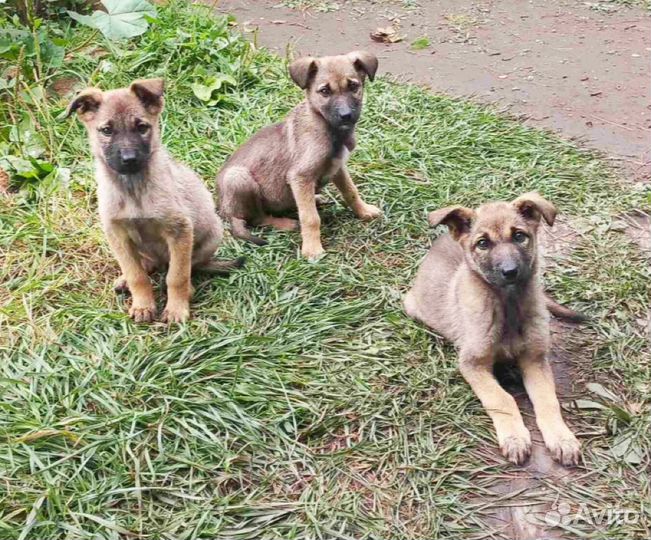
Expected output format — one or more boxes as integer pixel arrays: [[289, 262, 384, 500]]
[[191, 73, 237, 106], [0, 15, 67, 81], [67, 0, 156, 40]]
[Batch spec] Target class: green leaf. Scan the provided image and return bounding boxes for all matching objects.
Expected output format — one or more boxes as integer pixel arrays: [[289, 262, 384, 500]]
[[411, 36, 431, 50], [68, 0, 157, 41], [190, 82, 214, 102], [191, 75, 238, 104]]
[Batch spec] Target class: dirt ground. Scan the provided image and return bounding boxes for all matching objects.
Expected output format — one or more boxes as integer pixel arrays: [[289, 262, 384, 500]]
[[212, 0, 650, 184]]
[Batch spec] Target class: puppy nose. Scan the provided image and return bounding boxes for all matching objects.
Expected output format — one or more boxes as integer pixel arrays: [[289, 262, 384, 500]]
[[338, 109, 353, 121], [119, 149, 137, 164], [501, 264, 519, 281]]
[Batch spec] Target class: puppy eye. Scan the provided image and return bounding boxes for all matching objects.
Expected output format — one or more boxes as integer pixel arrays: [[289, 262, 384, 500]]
[[513, 231, 528, 243], [136, 123, 150, 134], [476, 238, 490, 250], [348, 80, 360, 91], [99, 126, 113, 136], [318, 86, 331, 96]]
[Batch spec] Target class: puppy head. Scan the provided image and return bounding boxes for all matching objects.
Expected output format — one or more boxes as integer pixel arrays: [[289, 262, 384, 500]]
[[66, 78, 165, 175], [289, 51, 378, 133], [429, 192, 556, 289]]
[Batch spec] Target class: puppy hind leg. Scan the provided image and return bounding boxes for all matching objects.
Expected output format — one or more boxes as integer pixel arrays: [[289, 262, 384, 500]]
[[194, 257, 246, 275], [258, 215, 299, 231], [114, 274, 129, 295], [221, 167, 268, 246], [231, 217, 267, 246]]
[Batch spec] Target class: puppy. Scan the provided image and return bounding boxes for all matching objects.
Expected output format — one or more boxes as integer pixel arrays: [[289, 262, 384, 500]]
[[67, 79, 242, 323], [217, 51, 382, 260], [404, 193, 582, 465]]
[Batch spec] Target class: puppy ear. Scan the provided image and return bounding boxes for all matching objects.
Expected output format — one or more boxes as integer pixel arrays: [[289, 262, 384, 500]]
[[289, 57, 318, 90], [428, 206, 475, 240], [65, 88, 103, 121], [512, 192, 556, 226], [130, 78, 165, 114], [348, 50, 378, 81]]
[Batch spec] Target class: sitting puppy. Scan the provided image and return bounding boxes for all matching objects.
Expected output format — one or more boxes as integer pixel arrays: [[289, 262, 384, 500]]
[[216, 51, 382, 260], [67, 79, 242, 323], [404, 193, 582, 465]]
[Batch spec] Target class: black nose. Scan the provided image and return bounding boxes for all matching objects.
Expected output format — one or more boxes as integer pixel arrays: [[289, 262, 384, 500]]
[[119, 149, 138, 165], [338, 109, 353, 122], [501, 265, 519, 281]]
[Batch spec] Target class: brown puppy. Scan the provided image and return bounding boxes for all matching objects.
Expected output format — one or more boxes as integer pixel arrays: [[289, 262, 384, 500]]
[[67, 79, 243, 323], [216, 51, 382, 260], [404, 193, 582, 465]]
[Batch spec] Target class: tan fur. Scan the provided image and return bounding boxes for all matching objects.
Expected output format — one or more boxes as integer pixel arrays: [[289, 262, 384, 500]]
[[216, 51, 381, 260], [405, 193, 581, 465], [68, 79, 238, 323]]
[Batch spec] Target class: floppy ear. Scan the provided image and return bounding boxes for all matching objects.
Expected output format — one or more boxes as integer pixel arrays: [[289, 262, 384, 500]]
[[428, 206, 475, 240], [289, 57, 318, 90], [130, 78, 165, 114], [348, 50, 378, 81], [512, 192, 556, 226], [65, 88, 103, 122]]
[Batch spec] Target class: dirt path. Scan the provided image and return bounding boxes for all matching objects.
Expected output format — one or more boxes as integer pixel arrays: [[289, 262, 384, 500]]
[[212, 0, 650, 183]]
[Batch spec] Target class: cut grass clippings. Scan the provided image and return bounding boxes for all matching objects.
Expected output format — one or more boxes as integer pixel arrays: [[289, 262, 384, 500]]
[[0, 1, 649, 539]]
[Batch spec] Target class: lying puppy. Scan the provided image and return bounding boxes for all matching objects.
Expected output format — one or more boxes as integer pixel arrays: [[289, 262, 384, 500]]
[[217, 51, 382, 260], [67, 79, 242, 323], [404, 193, 582, 465]]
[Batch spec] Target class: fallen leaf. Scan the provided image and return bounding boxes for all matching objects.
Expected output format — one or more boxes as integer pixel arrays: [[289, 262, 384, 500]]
[[611, 436, 644, 465], [370, 26, 403, 44], [586, 382, 618, 402], [574, 399, 606, 410]]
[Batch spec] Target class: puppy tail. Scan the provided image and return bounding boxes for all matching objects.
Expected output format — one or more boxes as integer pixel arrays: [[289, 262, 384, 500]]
[[231, 217, 267, 246], [195, 256, 246, 276], [545, 294, 588, 323]]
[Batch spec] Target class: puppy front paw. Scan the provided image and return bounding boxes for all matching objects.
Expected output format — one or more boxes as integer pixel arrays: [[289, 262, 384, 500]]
[[356, 203, 382, 221], [129, 302, 157, 323], [301, 242, 325, 262], [162, 302, 190, 324], [499, 430, 532, 465], [546, 433, 581, 466]]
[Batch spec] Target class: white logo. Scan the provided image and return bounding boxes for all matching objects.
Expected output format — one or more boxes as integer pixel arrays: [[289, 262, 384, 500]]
[[526, 502, 640, 529]]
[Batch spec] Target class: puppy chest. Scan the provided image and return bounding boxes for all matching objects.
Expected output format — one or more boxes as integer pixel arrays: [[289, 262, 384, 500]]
[[321, 147, 350, 182]]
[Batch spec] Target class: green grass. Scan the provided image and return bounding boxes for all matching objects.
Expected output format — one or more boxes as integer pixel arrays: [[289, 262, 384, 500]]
[[1, 2, 649, 539]]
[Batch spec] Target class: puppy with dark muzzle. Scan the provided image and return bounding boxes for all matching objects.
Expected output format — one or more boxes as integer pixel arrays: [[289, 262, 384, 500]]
[[216, 51, 382, 260], [404, 193, 583, 465], [67, 79, 243, 323]]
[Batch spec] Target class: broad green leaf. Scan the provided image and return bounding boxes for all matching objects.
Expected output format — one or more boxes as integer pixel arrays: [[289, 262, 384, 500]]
[[191, 75, 237, 104], [68, 0, 156, 41], [191, 82, 213, 102]]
